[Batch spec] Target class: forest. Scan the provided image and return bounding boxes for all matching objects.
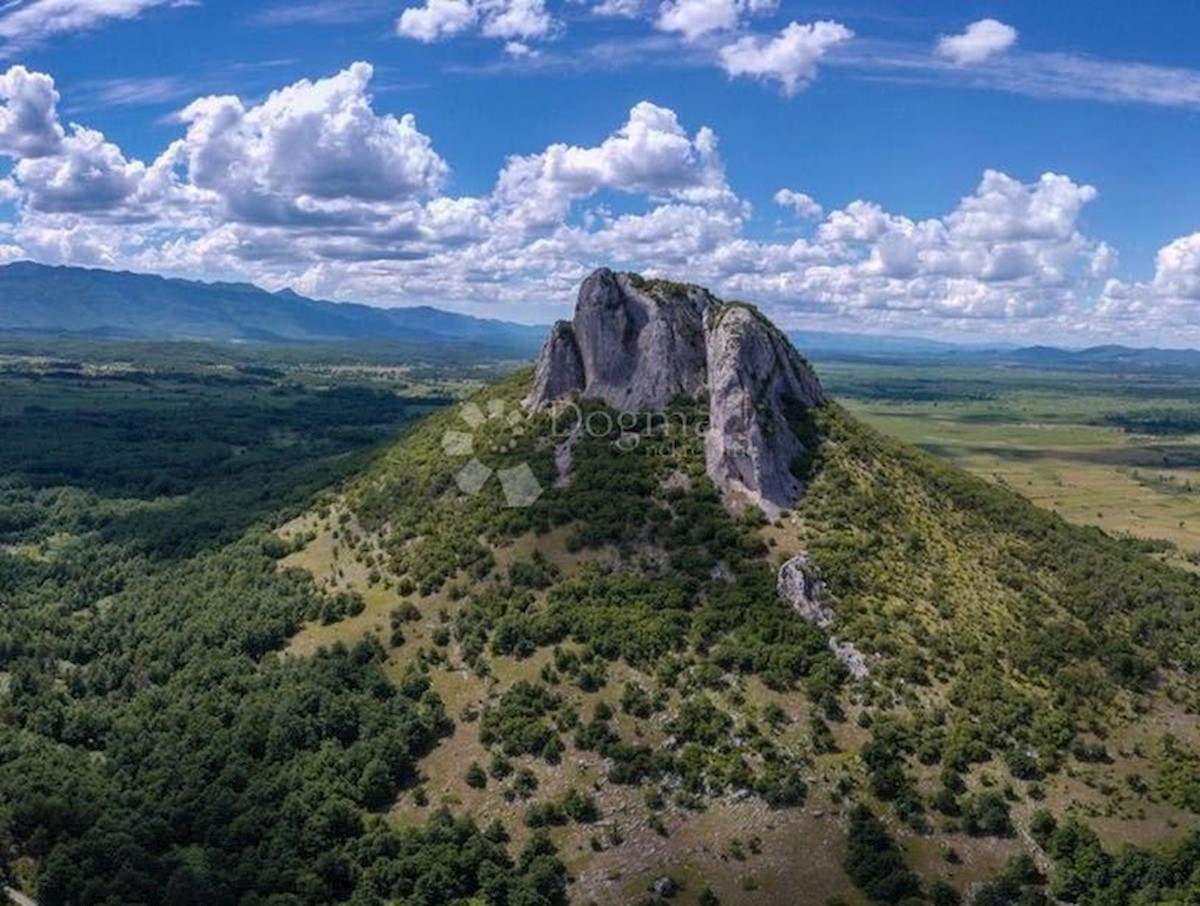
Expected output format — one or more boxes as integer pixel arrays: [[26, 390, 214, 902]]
[[0, 350, 568, 904]]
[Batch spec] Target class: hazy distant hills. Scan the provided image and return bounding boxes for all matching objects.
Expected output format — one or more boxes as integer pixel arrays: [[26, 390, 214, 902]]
[[0, 262, 545, 355], [2, 261, 1197, 371], [793, 329, 1200, 372]]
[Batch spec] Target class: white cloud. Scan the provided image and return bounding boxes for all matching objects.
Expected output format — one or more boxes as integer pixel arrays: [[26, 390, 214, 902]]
[[397, 0, 477, 40], [0, 64, 1154, 340], [936, 18, 1017, 65], [1100, 233, 1200, 324], [175, 62, 448, 223], [1152, 233, 1200, 301], [720, 20, 852, 95], [0, 0, 190, 49], [397, 0, 553, 43], [494, 100, 740, 228], [72, 75, 187, 107], [655, 0, 776, 41], [592, 0, 643, 17], [657, 0, 737, 40], [0, 66, 64, 158], [14, 125, 145, 212], [774, 188, 821, 219], [504, 40, 537, 57], [479, 0, 553, 39]]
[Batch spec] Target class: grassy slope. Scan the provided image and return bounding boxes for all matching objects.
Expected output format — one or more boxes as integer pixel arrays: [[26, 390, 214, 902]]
[[278, 369, 1200, 905], [825, 361, 1200, 564]]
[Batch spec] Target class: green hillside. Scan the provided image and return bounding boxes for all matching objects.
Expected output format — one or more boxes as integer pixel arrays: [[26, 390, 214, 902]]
[[277, 368, 1200, 904], [5, 351, 1200, 905]]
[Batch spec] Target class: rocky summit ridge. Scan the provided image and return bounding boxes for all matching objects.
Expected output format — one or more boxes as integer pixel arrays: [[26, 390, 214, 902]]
[[525, 267, 825, 516]]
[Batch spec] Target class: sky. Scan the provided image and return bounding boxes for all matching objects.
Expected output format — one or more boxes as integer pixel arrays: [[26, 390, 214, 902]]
[[0, 1, 1199, 344]]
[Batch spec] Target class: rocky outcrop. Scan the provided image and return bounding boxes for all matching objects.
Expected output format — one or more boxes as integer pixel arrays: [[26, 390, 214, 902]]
[[777, 554, 870, 680], [776, 553, 833, 627], [526, 267, 825, 515], [526, 321, 585, 408], [704, 305, 824, 516]]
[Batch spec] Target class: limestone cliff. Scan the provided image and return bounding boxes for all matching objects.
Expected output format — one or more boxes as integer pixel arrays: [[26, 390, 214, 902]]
[[703, 304, 824, 516], [526, 267, 825, 516]]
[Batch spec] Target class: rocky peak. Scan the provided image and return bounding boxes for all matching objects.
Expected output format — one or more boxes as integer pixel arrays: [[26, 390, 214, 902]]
[[527, 268, 714, 412], [525, 268, 825, 516]]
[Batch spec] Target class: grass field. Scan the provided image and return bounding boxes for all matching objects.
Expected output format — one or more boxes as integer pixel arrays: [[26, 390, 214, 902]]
[[821, 360, 1200, 564]]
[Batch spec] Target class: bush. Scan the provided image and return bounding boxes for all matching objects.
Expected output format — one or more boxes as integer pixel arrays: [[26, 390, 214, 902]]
[[465, 762, 487, 789]]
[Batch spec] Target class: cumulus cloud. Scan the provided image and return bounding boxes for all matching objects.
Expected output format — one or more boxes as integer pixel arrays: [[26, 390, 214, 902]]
[[494, 100, 740, 228], [397, 0, 553, 43], [656, 0, 775, 41], [1152, 233, 1200, 300], [15, 126, 146, 213], [774, 188, 822, 219], [0, 66, 64, 158], [396, 0, 477, 40], [0, 63, 1140, 337], [0, 0, 190, 49], [936, 18, 1017, 65], [480, 0, 553, 38], [174, 62, 448, 224], [1099, 233, 1200, 326], [720, 20, 852, 95]]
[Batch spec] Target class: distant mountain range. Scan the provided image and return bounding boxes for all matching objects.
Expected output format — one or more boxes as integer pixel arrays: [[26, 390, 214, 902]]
[[787, 328, 1013, 358], [0, 262, 545, 355], [792, 330, 1200, 373], [2, 262, 1199, 372]]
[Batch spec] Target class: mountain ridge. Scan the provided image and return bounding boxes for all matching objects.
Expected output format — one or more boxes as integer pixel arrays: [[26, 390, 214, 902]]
[[0, 261, 545, 354]]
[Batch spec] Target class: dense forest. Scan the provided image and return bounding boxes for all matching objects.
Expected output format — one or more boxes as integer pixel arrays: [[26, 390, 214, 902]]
[[0, 356, 568, 904]]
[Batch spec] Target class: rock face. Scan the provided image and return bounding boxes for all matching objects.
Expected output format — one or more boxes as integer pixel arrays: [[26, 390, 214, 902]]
[[526, 267, 825, 516], [527, 321, 585, 407], [777, 554, 870, 680], [776, 553, 833, 627], [704, 305, 824, 516], [527, 268, 714, 411]]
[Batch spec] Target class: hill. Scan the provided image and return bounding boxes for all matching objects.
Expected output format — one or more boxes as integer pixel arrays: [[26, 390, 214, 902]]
[[6, 270, 1200, 905], [270, 272, 1200, 904], [0, 261, 545, 354]]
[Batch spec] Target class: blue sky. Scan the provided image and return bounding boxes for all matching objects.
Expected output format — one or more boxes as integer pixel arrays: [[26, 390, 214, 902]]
[[1, 0, 1200, 344]]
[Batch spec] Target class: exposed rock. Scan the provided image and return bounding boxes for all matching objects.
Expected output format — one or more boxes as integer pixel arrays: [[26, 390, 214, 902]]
[[525, 320, 584, 409], [829, 638, 870, 680], [553, 420, 583, 490], [571, 268, 712, 411], [526, 268, 825, 516], [776, 554, 833, 627], [704, 305, 824, 517], [777, 553, 870, 679]]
